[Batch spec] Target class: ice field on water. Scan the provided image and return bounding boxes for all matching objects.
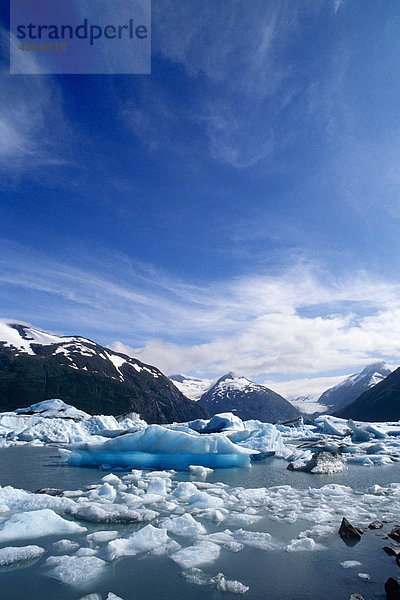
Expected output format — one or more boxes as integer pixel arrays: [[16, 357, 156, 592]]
[[0, 401, 400, 599]]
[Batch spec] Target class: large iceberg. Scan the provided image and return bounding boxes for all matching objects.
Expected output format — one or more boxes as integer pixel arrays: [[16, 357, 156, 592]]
[[64, 424, 255, 470]]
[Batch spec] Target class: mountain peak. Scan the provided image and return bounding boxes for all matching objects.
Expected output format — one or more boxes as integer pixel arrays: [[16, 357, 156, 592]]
[[199, 373, 299, 423], [359, 361, 389, 376], [318, 361, 392, 413]]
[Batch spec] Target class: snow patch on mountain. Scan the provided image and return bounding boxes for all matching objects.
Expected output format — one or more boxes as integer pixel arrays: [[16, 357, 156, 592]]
[[317, 362, 391, 413], [0, 320, 161, 381], [169, 374, 215, 401]]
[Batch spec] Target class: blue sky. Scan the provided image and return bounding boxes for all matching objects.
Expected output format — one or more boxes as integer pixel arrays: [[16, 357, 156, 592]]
[[1, 0, 400, 383]]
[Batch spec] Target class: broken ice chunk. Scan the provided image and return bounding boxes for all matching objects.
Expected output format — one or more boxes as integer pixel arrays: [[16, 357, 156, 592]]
[[0, 509, 86, 542], [161, 513, 206, 536], [105, 524, 169, 561], [46, 554, 108, 588], [171, 541, 221, 568], [0, 544, 45, 567]]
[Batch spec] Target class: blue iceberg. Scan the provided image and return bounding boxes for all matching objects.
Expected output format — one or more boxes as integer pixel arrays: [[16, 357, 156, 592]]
[[63, 424, 255, 470]]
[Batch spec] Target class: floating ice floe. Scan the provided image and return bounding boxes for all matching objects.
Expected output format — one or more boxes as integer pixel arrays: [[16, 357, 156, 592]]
[[0, 465, 400, 592], [171, 540, 221, 568], [181, 568, 249, 594], [0, 544, 45, 567], [286, 538, 324, 552], [0, 508, 86, 542], [341, 560, 362, 568], [105, 524, 169, 560], [46, 554, 109, 587], [161, 513, 206, 536]]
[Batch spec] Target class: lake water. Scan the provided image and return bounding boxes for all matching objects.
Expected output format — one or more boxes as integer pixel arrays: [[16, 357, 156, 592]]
[[0, 445, 399, 600]]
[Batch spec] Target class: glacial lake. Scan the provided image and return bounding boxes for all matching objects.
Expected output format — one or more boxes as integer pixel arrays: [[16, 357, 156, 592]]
[[0, 445, 399, 600]]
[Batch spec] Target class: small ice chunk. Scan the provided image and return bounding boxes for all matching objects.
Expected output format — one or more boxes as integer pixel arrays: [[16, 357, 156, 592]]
[[224, 541, 243, 552], [52, 539, 80, 554], [188, 465, 213, 479], [68, 502, 157, 524], [76, 547, 98, 557], [181, 567, 211, 585], [78, 595, 102, 600], [358, 573, 371, 580], [105, 524, 169, 560], [0, 545, 45, 566], [87, 531, 119, 543], [89, 483, 117, 503], [212, 573, 249, 594], [286, 538, 323, 552], [181, 568, 249, 594], [146, 477, 168, 496], [234, 529, 278, 551], [348, 420, 372, 443], [46, 555, 108, 588], [226, 513, 263, 527], [171, 541, 221, 568], [0, 509, 86, 542], [161, 514, 206, 536], [172, 482, 198, 501], [148, 539, 181, 556], [341, 561, 362, 568], [106, 594, 124, 600], [205, 413, 244, 432], [101, 474, 123, 486]]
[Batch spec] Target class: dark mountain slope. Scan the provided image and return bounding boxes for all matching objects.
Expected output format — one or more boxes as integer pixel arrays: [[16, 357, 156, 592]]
[[0, 321, 207, 424], [198, 372, 299, 423], [336, 366, 400, 422]]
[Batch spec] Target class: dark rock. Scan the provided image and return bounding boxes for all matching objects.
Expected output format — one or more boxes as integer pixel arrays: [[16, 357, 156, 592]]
[[35, 488, 63, 496], [396, 554, 400, 568], [383, 547, 399, 557], [385, 577, 400, 599], [369, 520, 384, 529], [339, 517, 363, 542], [389, 527, 400, 542]]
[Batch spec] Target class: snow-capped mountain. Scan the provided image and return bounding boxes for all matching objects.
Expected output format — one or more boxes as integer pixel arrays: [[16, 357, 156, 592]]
[[0, 320, 207, 423], [336, 364, 400, 421], [317, 361, 391, 413], [198, 372, 300, 423], [169, 374, 215, 401]]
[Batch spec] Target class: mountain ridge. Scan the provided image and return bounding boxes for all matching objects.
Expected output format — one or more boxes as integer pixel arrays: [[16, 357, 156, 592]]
[[0, 321, 207, 424]]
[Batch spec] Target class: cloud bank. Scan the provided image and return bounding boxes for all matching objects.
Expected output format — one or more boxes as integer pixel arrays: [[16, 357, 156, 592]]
[[1, 241, 399, 379]]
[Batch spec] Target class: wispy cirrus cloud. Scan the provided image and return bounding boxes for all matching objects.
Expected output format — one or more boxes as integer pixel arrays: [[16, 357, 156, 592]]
[[119, 0, 311, 167], [0, 28, 71, 175], [1, 239, 400, 379]]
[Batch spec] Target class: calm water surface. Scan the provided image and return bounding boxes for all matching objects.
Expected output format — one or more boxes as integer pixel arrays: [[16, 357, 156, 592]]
[[0, 446, 398, 600]]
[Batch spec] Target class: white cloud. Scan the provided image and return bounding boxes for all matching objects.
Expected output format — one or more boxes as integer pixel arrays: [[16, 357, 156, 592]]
[[121, 0, 308, 167], [333, 0, 347, 14], [0, 28, 70, 174], [263, 374, 350, 401], [1, 241, 400, 379]]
